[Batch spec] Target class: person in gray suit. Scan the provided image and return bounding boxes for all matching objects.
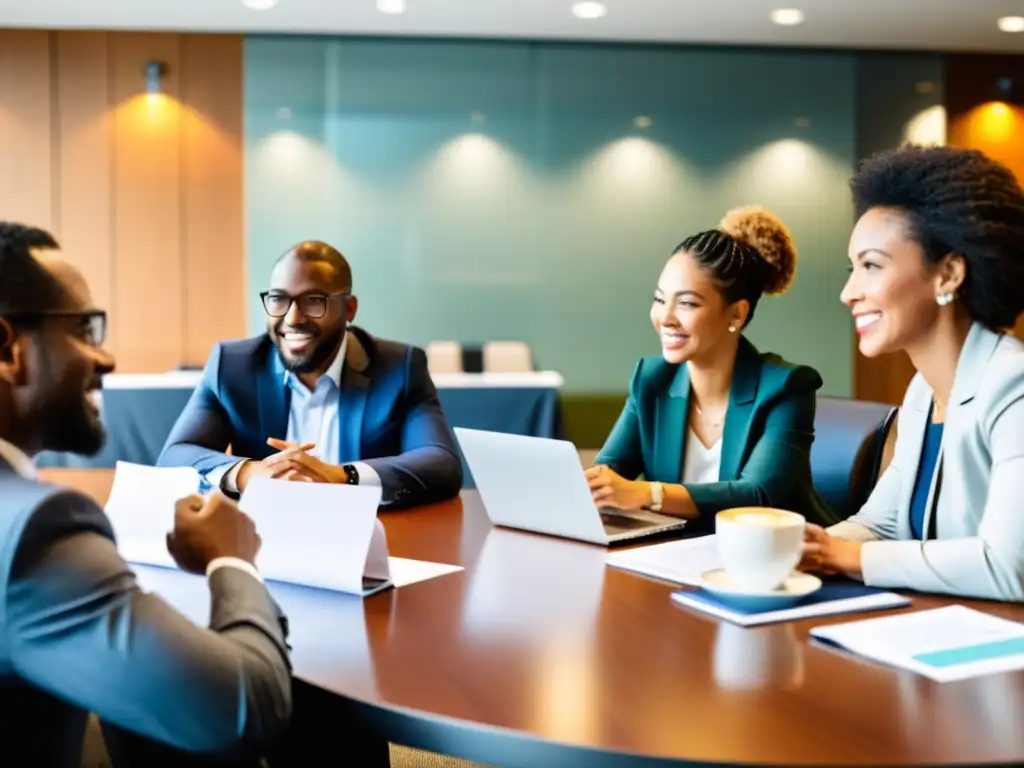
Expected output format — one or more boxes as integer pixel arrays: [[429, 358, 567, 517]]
[[802, 146, 1024, 602], [0, 223, 292, 765]]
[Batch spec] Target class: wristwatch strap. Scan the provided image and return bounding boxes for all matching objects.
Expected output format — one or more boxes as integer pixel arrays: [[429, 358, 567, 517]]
[[343, 464, 360, 485], [649, 481, 664, 512]]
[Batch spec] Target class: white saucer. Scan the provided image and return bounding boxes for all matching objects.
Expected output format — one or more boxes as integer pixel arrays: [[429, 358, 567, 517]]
[[698, 569, 822, 612]]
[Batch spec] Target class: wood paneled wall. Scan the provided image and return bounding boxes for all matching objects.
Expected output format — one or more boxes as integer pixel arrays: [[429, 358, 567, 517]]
[[0, 30, 245, 372]]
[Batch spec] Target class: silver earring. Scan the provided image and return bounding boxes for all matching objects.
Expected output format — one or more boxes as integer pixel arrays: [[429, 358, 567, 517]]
[[936, 292, 955, 306], [728, 325, 737, 333]]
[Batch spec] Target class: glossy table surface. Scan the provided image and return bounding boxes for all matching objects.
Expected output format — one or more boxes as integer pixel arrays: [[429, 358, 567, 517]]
[[41, 468, 1024, 767]]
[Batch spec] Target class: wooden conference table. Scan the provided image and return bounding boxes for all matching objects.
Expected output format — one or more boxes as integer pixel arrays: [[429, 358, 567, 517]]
[[40, 468, 1024, 768]]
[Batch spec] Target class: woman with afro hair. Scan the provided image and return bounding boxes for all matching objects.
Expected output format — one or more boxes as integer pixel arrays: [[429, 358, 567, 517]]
[[587, 206, 836, 530], [805, 145, 1024, 602]]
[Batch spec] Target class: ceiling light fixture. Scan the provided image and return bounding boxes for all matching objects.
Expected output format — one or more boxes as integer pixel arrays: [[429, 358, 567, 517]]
[[377, 0, 407, 14], [998, 16, 1024, 33], [242, 0, 278, 10], [572, 2, 607, 20], [770, 8, 805, 26]]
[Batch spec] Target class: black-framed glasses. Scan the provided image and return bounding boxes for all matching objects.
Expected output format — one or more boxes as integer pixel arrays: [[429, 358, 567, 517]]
[[5, 310, 107, 347], [260, 291, 350, 320]]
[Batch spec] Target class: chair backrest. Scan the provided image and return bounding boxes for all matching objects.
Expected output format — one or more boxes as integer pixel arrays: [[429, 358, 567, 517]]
[[483, 341, 533, 373], [426, 341, 463, 375], [811, 396, 897, 521]]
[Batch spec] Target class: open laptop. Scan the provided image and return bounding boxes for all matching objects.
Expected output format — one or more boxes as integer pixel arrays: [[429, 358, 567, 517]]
[[454, 427, 687, 546]]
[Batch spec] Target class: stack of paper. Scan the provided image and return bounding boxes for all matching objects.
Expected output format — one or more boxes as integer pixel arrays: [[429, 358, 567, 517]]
[[810, 605, 1024, 682], [671, 582, 910, 627]]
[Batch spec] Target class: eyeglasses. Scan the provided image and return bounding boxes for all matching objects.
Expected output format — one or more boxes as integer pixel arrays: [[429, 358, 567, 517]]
[[260, 291, 350, 320], [5, 310, 107, 347]]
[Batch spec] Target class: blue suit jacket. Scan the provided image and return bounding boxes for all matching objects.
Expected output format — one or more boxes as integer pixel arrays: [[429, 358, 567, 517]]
[[158, 326, 462, 508], [595, 337, 837, 528]]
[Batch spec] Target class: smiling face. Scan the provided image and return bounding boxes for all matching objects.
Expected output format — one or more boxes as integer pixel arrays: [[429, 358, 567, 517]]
[[841, 206, 961, 358], [0, 254, 115, 455], [650, 250, 746, 365], [265, 253, 357, 375]]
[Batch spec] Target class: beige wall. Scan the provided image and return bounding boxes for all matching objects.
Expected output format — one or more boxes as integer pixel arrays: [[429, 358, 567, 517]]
[[0, 30, 245, 372]]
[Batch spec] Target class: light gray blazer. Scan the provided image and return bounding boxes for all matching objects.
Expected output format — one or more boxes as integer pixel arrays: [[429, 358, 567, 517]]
[[830, 322, 1024, 602]]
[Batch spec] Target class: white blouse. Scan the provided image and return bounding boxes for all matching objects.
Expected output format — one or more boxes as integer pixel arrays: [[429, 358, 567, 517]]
[[681, 428, 721, 484]]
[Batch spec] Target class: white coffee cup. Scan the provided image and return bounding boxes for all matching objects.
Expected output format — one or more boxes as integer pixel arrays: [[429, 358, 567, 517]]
[[715, 507, 806, 593]]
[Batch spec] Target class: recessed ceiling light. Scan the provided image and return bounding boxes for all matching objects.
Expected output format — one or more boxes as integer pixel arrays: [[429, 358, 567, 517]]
[[770, 8, 805, 26], [633, 116, 652, 129], [572, 2, 607, 20], [242, 0, 278, 9], [998, 16, 1024, 33], [377, 0, 407, 15]]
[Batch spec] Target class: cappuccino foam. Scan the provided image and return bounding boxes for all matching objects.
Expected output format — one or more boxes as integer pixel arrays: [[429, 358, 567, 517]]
[[733, 511, 792, 527]]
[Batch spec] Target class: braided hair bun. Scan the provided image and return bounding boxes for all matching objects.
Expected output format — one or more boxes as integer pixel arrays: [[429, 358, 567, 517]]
[[719, 206, 797, 296]]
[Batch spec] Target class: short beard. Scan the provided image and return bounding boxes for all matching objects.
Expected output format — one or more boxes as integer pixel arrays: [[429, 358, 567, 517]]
[[279, 325, 345, 374]]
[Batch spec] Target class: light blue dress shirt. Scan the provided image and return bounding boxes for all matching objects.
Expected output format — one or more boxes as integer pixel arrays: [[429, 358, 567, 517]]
[[213, 332, 380, 492]]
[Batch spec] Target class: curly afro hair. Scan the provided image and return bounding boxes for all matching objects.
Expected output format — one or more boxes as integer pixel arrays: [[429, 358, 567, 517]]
[[851, 145, 1024, 331], [672, 206, 798, 328]]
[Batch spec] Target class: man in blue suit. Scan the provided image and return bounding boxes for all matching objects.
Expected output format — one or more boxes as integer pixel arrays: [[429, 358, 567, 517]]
[[158, 241, 462, 508]]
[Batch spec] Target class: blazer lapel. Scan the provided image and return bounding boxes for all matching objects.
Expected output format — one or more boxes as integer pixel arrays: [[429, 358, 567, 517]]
[[719, 338, 761, 482], [919, 322, 999, 537], [258, 347, 290, 446], [654, 365, 689, 482], [337, 328, 372, 462], [949, 322, 1000, 407]]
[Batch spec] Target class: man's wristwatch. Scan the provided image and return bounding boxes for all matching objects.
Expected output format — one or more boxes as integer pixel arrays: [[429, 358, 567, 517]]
[[342, 464, 360, 485], [649, 481, 664, 512]]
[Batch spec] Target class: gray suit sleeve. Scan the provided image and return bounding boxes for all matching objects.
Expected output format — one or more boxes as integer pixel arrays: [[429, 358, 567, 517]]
[[1, 489, 292, 757]]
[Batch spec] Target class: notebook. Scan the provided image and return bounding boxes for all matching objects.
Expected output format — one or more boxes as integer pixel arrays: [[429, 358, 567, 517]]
[[810, 605, 1024, 682], [670, 581, 911, 627]]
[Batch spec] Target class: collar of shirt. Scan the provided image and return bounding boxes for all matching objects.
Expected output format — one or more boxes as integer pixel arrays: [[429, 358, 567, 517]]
[[0, 437, 37, 480], [283, 331, 348, 394]]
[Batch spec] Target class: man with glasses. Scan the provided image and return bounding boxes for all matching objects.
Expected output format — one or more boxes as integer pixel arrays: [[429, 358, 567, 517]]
[[0, 223, 292, 765], [159, 240, 461, 509]]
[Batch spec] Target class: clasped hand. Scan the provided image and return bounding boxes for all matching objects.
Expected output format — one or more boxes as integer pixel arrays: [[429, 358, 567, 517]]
[[236, 438, 347, 491], [799, 524, 863, 578], [584, 464, 651, 510]]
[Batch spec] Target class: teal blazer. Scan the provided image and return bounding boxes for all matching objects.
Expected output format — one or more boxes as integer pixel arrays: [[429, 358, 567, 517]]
[[595, 337, 837, 528]]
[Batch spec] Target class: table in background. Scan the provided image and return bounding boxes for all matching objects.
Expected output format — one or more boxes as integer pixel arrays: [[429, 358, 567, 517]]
[[36, 371, 565, 481], [40, 468, 1024, 768]]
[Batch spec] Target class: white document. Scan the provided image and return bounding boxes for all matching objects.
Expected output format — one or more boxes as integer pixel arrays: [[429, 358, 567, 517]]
[[606, 535, 722, 585], [810, 605, 1024, 682], [240, 476, 390, 596], [388, 557, 463, 588], [105, 461, 200, 569]]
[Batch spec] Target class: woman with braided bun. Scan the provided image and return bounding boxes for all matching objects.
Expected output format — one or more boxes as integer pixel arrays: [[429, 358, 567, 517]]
[[587, 206, 837, 530], [803, 146, 1024, 602]]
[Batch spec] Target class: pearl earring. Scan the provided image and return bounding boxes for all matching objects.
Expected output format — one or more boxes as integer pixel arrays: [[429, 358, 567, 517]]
[[936, 292, 955, 306], [728, 325, 737, 333]]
